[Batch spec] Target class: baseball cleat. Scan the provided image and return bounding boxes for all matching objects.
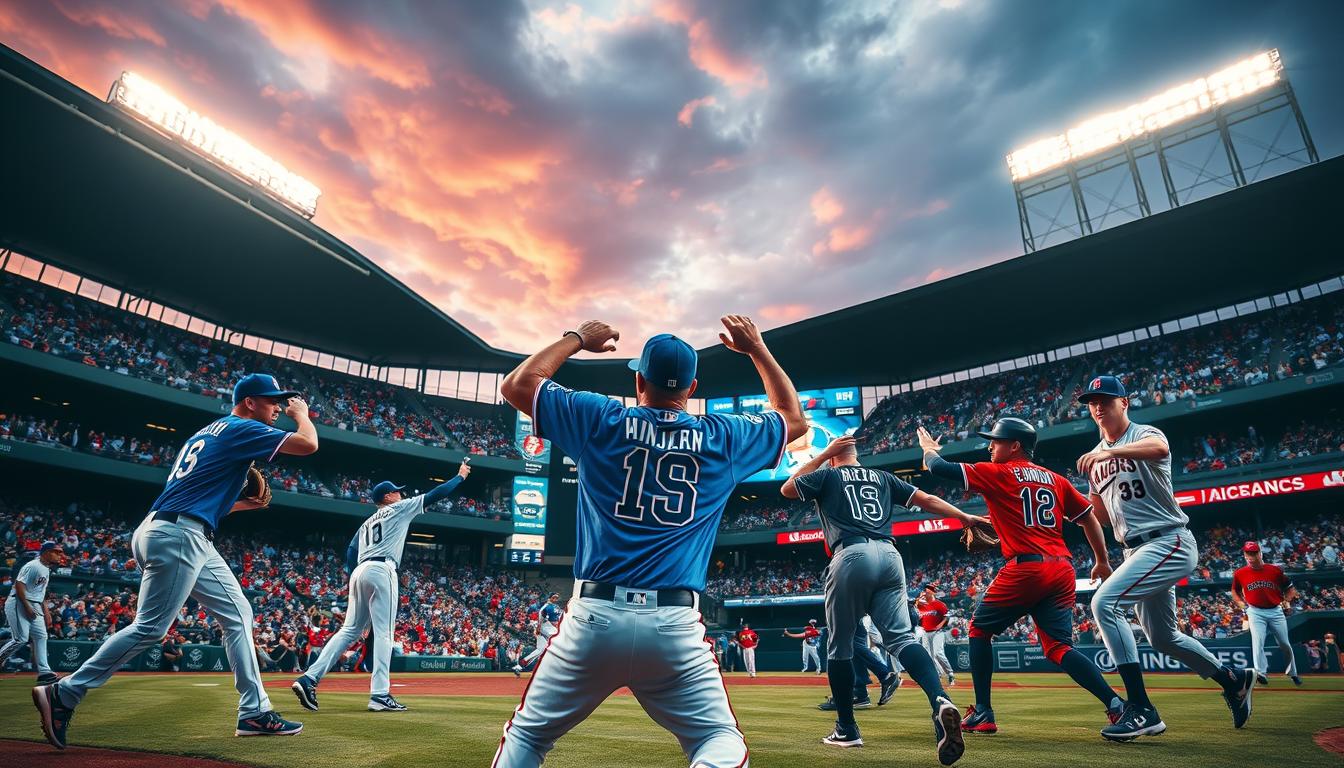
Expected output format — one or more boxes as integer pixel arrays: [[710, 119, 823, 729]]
[[369, 694, 408, 712], [33, 683, 73, 750], [1105, 697, 1125, 725], [1290, 675, 1303, 687], [1222, 668, 1254, 729], [852, 697, 874, 710], [1255, 672, 1268, 686], [0, 643, 17, 670], [947, 675, 956, 686], [291, 676, 319, 711], [960, 704, 997, 734], [1101, 703, 1166, 741], [512, 664, 522, 678], [878, 672, 902, 706], [236, 711, 303, 736], [36, 672, 61, 685], [817, 694, 872, 711], [822, 721, 863, 748], [933, 696, 965, 766]]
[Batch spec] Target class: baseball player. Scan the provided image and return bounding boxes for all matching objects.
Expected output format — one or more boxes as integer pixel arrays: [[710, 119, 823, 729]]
[[1232, 541, 1301, 686], [783, 619, 823, 674], [293, 460, 470, 712], [919, 419, 1125, 738], [817, 620, 902, 710], [916, 585, 955, 686], [1077, 375, 1256, 741], [512, 593, 563, 677], [493, 315, 808, 767], [737, 623, 760, 677], [784, 435, 984, 764], [33, 373, 318, 749], [0, 541, 64, 683]]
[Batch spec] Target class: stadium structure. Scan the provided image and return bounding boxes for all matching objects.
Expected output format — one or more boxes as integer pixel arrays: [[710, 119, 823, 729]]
[[1, 34, 1341, 694]]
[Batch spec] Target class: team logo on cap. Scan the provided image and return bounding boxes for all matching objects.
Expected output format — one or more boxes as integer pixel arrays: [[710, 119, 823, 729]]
[[1090, 377, 1103, 390]]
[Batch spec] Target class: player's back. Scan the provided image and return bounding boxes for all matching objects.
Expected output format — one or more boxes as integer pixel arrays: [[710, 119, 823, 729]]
[[793, 465, 916, 547], [355, 496, 425, 566], [151, 414, 290, 526], [964, 460, 1091, 559], [533, 380, 785, 592]]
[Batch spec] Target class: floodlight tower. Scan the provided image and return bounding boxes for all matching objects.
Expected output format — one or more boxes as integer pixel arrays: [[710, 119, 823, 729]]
[[1007, 49, 1318, 253]]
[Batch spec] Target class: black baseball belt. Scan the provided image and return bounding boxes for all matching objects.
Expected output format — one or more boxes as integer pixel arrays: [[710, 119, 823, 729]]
[[578, 581, 697, 607]]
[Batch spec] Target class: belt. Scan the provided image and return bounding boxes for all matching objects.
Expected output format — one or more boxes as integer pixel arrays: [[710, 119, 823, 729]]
[[359, 556, 394, 567], [1121, 525, 1185, 549], [151, 510, 214, 540], [833, 535, 894, 554], [575, 580, 698, 609], [1006, 554, 1072, 566]]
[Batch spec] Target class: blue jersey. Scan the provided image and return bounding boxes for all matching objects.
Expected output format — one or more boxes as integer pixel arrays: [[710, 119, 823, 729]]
[[533, 379, 786, 592], [540, 602, 563, 624], [150, 415, 291, 528]]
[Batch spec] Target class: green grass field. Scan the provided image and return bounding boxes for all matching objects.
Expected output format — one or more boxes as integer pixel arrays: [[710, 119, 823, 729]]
[[4, 673, 1342, 767]]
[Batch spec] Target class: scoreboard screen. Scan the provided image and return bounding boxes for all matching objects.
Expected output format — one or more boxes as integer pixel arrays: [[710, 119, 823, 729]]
[[717, 387, 862, 482]]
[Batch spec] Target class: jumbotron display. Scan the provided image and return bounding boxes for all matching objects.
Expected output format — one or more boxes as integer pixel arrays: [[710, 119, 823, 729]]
[[707, 387, 861, 482]]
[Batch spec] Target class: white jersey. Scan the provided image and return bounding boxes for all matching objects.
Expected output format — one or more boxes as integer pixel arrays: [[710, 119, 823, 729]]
[[356, 494, 427, 567], [1087, 421, 1188, 544], [16, 557, 52, 602]]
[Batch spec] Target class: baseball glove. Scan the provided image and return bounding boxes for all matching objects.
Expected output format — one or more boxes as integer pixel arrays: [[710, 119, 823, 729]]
[[240, 465, 272, 508], [961, 523, 999, 554]]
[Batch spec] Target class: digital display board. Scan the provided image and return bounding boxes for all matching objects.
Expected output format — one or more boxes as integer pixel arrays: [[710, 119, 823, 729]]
[[719, 387, 862, 482]]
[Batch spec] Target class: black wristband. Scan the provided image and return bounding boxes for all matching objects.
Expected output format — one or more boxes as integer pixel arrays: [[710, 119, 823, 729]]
[[562, 330, 583, 345]]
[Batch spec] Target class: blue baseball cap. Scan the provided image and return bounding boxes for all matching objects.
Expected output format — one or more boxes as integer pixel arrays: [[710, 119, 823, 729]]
[[627, 334, 697, 391], [233, 373, 299, 405], [40, 541, 63, 554], [370, 481, 406, 504], [1077, 374, 1129, 402]]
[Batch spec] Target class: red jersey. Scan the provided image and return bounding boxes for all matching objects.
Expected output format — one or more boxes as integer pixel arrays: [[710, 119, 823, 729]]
[[1233, 563, 1291, 608], [917, 599, 948, 631], [803, 626, 821, 642], [963, 460, 1092, 559], [737, 629, 759, 649]]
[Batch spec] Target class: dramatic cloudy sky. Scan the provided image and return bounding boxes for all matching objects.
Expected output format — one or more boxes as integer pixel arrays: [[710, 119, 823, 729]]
[[3, 0, 1342, 353]]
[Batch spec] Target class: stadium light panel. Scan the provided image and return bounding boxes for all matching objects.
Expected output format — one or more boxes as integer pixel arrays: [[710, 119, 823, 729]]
[[107, 71, 322, 218], [1007, 49, 1283, 182]]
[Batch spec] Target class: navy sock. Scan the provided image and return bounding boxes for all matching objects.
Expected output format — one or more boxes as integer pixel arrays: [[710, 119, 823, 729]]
[[1215, 665, 1241, 691], [969, 636, 994, 711], [828, 658, 856, 726], [897, 643, 949, 709], [1058, 649, 1121, 707], [1118, 663, 1152, 709]]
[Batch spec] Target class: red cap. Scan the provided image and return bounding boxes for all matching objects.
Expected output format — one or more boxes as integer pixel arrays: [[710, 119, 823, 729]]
[[1242, 541, 1261, 553]]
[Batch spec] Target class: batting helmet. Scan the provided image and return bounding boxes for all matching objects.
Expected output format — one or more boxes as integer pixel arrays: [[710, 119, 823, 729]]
[[977, 417, 1037, 457]]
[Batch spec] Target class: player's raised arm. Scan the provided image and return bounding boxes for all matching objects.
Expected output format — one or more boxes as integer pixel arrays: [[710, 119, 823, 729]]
[[781, 435, 851, 498], [277, 397, 319, 456], [719, 314, 806, 443], [917, 427, 967, 487], [501, 321, 620, 416], [423, 460, 472, 504]]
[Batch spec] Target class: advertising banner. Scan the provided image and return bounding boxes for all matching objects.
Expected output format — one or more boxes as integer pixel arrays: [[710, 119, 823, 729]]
[[1174, 467, 1344, 507], [776, 516, 965, 545], [514, 411, 551, 473], [511, 476, 548, 535]]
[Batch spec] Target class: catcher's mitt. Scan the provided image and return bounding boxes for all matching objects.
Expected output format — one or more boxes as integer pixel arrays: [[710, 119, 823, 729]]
[[961, 523, 999, 554], [240, 465, 272, 508]]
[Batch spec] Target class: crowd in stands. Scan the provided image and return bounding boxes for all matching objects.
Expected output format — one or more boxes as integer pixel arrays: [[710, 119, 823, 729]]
[[0, 412, 178, 467], [1180, 429, 1266, 474], [720, 503, 803, 532], [0, 272, 521, 458], [859, 290, 1344, 454]]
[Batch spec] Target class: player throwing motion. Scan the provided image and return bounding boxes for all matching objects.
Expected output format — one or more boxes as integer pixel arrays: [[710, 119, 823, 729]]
[[783, 619, 823, 674], [1078, 376, 1256, 741], [292, 460, 471, 712], [783, 435, 984, 765], [1233, 541, 1302, 686], [493, 315, 807, 768], [512, 593, 563, 677], [32, 374, 318, 749], [918, 419, 1126, 737], [0, 541, 64, 683], [915, 585, 955, 686]]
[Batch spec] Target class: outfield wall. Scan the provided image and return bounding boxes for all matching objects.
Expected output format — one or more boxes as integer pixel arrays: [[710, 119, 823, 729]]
[[39, 641, 496, 674]]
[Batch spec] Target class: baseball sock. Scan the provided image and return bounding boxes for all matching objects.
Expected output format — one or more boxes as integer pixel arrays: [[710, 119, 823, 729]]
[[1213, 665, 1242, 691], [1117, 663, 1152, 709], [1058, 649, 1121, 707], [827, 657, 857, 726], [896, 644, 949, 709], [969, 636, 994, 711]]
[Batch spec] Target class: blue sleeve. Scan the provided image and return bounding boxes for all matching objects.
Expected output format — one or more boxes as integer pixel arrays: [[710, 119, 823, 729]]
[[344, 533, 359, 574], [720, 411, 787, 484], [924, 452, 968, 488], [423, 475, 464, 505], [793, 467, 829, 501], [230, 418, 291, 462], [532, 379, 619, 460]]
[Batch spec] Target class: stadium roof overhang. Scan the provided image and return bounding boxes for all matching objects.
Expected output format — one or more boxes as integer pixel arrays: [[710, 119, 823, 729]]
[[2, 43, 1341, 399]]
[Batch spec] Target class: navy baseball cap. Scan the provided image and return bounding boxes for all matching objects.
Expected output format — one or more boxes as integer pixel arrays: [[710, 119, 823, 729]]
[[233, 373, 299, 405], [370, 481, 406, 503], [627, 334, 697, 390], [40, 541, 63, 554], [1077, 374, 1128, 402]]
